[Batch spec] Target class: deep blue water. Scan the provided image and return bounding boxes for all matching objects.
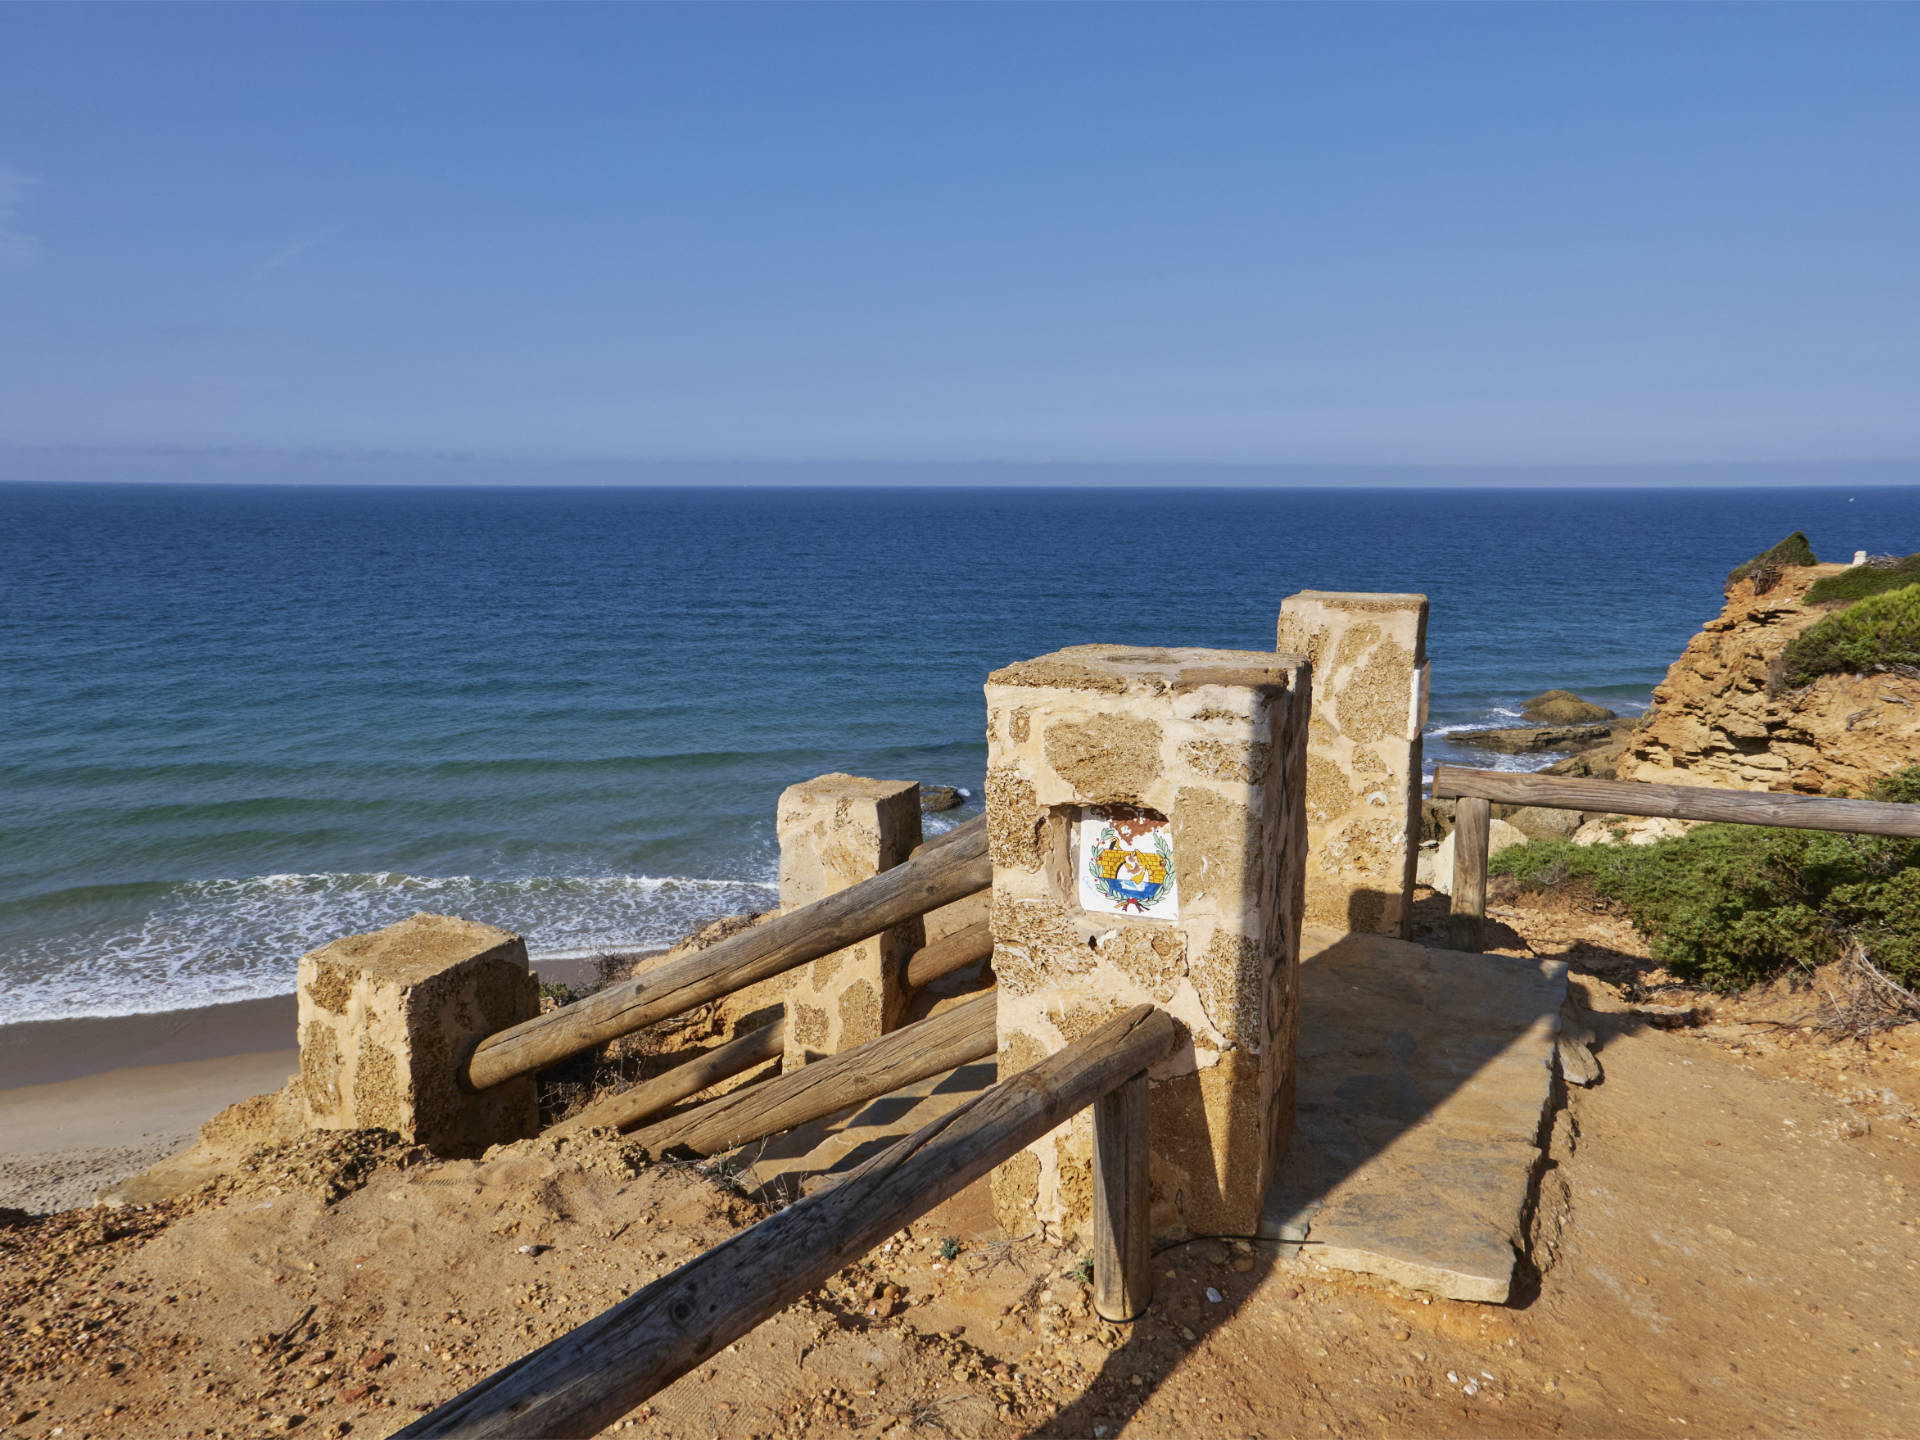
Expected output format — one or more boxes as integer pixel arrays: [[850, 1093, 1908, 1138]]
[[3, 481, 1916, 1022]]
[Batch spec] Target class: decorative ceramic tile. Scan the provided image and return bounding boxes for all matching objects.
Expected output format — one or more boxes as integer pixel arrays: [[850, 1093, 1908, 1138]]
[[1076, 805, 1179, 919]]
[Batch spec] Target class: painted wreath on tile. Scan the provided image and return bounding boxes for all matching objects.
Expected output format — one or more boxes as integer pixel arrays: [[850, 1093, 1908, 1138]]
[[1084, 806, 1176, 914]]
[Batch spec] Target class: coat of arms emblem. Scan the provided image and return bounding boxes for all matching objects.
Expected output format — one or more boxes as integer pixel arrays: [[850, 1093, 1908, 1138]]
[[1078, 805, 1178, 918]]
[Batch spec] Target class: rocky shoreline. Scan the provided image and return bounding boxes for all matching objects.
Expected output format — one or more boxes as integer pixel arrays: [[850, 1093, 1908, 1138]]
[[1420, 691, 1647, 888]]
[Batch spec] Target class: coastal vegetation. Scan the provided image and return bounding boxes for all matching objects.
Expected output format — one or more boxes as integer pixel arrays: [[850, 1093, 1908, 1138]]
[[1488, 767, 1920, 991], [1777, 583, 1920, 688], [1803, 550, 1920, 606], [1725, 530, 1816, 591]]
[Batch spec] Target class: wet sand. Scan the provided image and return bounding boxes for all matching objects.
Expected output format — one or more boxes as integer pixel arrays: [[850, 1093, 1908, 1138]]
[[0, 996, 301, 1214], [0, 994, 297, 1091], [0, 1049, 299, 1215], [0, 958, 606, 1215]]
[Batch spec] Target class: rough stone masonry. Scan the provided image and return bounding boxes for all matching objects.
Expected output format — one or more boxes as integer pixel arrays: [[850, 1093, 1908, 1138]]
[[776, 773, 923, 1067], [983, 645, 1309, 1240], [1275, 591, 1428, 939], [296, 912, 540, 1152]]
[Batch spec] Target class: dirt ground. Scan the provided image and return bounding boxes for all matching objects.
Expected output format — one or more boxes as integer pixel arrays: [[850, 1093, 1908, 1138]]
[[5, 890, 1919, 1439]]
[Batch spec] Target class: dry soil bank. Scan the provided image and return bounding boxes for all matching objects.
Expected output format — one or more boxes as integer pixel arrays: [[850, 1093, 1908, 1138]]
[[4, 892, 1918, 1439]]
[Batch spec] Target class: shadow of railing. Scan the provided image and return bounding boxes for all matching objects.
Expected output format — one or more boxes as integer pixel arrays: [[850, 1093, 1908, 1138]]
[[1034, 923, 1575, 1436]]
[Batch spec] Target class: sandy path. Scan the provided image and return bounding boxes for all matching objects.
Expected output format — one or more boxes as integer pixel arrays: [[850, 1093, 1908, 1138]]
[[4, 1009, 1916, 1438]]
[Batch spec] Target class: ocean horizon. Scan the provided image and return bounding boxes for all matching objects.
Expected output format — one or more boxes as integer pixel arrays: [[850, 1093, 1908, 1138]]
[[4, 478, 1917, 1025]]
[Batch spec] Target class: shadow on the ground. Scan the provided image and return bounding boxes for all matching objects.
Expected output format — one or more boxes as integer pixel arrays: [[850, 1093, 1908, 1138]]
[[1032, 922, 1599, 1437]]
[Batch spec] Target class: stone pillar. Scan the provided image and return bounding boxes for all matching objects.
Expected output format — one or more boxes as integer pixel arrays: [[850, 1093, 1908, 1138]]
[[297, 912, 540, 1151], [983, 646, 1309, 1241], [777, 774, 923, 1067], [1275, 591, 1429, 939]]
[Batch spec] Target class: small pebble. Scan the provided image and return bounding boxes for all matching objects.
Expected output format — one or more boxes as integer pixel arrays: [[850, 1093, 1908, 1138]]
[[1205, 1287, 1223, 1304]]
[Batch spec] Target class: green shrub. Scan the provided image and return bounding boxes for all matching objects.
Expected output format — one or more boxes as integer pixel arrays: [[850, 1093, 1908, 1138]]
[[1777, 584, 1920, 688], [1727, 531, 1816, 590], [1804, 551, 1920, 606], [1488, 765, 1920, 990], [1868, 765, 1920, 805]]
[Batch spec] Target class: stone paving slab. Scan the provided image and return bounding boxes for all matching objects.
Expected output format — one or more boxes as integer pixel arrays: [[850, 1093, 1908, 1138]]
[[1260, 924, 1567, 1302]]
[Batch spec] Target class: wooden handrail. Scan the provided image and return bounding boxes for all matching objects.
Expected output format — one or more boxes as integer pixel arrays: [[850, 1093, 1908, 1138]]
[[904, 917, 994, 989], [552, 922, 993, 1137], [552, 1020, 786, 1138], [1432, 766, 1920, 837], [1431, 766, 1920, 950], [628, 992, 996, 1156], [399, 1004, 1182, 1439], [463, 816, 988, 1090]]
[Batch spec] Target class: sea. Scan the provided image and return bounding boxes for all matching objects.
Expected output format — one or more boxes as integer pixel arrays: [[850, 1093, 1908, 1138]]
[[4, 481, 1917, 1026]]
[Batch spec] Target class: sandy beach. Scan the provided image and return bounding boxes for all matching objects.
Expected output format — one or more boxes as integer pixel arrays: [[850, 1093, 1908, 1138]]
[[0, 958, 615, 1216], [0, 997, 299, 1214]]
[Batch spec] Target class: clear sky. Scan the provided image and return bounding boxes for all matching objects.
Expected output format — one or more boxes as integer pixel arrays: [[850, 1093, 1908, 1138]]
[[1, 4, 1917, 470]]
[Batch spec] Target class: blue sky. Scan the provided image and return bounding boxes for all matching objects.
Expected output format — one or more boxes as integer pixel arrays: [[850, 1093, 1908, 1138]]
[[1, 4, 1917, 471]]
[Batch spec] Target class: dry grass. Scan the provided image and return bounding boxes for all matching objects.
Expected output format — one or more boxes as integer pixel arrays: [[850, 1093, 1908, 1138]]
[[1812, 943, 1920, 1042]]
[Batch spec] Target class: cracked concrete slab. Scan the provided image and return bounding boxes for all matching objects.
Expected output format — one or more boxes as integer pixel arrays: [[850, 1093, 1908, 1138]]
[[1261, 924, 1567, 1302]]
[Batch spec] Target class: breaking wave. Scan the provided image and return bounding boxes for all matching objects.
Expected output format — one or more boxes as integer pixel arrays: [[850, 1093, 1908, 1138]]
[[0, 869, 778, 1026]]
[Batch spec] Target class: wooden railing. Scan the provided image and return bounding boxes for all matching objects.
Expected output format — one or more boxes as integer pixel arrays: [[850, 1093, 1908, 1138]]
[[556, 991, 997, 1144], [400, 1004, 1181, 1440], [464, 816, 990, 1090], [1431, 765, 1920, 950]]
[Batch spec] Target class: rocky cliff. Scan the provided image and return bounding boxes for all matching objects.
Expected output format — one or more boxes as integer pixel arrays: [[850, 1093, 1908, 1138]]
[[1619, 564, 1920, 794]]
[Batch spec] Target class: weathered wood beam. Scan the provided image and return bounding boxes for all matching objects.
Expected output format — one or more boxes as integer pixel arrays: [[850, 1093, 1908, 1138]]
[[552, 1020, 785, 1138], [1091, 1071, 1151, 1323], [629, 992, 997, 1157], [464, 816, 988, 1091], [903, 918, 994, 990], [1432, 766, 1920, 837], [397, 1004, 1181, 1440], [1448, 794, 1490, 953]]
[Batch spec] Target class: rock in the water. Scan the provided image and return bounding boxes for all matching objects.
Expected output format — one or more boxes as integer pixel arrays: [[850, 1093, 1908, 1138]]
[[920, 785, 965, 812], [1429, 818, 1529, 896], [1521, 690, 1617, 724], [1540, 734, 1630, 780], [1448, 723, 1616, 754]]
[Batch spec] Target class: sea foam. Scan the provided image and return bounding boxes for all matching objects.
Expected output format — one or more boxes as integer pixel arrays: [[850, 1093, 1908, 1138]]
[[0, 869, 778, 1026]]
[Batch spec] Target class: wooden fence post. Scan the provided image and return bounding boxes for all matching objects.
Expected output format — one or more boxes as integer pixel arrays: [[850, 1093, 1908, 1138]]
[[1448, 795, 1491, 952], [1091, 1071, 1151, 1322], [396, 1005, 1181, 1440]]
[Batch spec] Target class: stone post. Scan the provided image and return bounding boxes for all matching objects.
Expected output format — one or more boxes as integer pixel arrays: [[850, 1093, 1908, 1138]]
[[777, 774, 923, 1067], [983, 645, 1309, 1241], [297, 912, 540, 1151], [1275, 591, 1429, 939]]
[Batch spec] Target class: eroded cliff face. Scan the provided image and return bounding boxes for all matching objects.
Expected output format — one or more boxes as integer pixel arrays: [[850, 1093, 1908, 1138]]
[[1619, 564, 1920, 794]]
